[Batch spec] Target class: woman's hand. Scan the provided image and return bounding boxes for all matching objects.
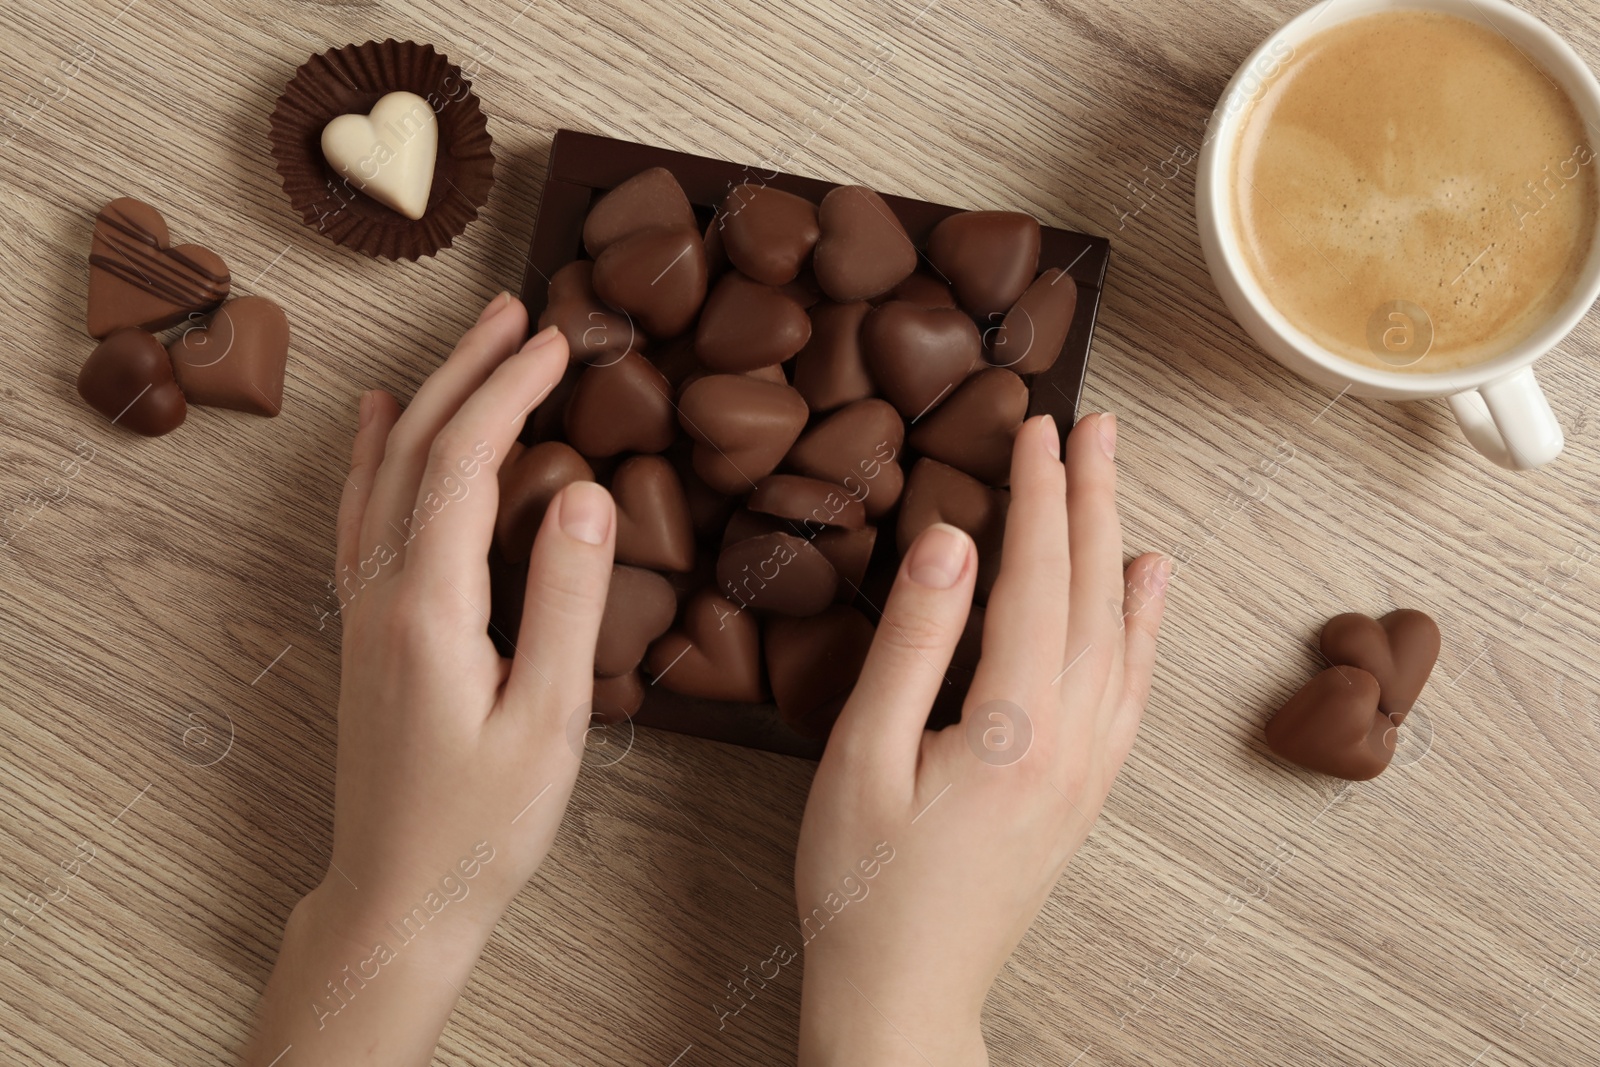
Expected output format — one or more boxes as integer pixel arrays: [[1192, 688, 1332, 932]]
[[244, 294, 616, 1066], [795, 413, 1171, 1066]]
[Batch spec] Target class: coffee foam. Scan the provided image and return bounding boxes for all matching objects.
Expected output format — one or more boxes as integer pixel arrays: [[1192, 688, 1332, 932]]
[[1233, 11, 1597, 371]]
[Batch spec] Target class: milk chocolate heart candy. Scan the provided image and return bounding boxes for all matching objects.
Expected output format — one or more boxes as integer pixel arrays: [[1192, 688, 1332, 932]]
[[718, 531, 838, 617], [765, 605, 876, 738], [812, 185, 917, 302], [987, 268, 1077, 375], [495, 441, 594, 562], [748, 474, 867, 531], [792, 301, 874, 413], [592, 669, 645, 724], [883, 272, 957, 309], [611, 454, 695, 572], [678, 375, 808, 493], [78, 328, 187, 436], [592, 226, 708, 338], [565, 351, 676, 457], [583, 167, 697, 257], [645, 588, 767, 702], [538, 261, 639, 365], [168, 296, 290, 417], [718, 184, 820, 285], [695, 272, 812, 372], [321, 91, 438, 219], [1265, 666, 1394, 780], [87, 198, 230, 338], [897, 458, 1008, 599], [722, 508, 791, 547], [907, 368, 1027, 487], [861, 301, 981, 420], [1320, 610, 1441, 723], [786, 399, 905, 520], [814, 524, 876, 598], [595, 565, 679, 677], [926, 210, 1041, 319]]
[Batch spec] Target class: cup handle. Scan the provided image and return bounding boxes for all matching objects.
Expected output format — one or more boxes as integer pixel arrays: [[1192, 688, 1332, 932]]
[[1445, 366, 1564, 470]]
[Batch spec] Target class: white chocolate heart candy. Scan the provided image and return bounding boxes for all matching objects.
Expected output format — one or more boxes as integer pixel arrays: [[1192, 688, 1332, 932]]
[[320, 91, 438, 221]]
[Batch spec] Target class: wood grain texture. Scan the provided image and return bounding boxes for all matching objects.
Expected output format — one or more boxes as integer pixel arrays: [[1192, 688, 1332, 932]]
[[2, 0, 1598, 1065]]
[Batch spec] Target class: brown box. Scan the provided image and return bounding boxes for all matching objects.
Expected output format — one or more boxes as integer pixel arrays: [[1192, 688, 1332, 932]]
[[519, 129, 1111, 758]]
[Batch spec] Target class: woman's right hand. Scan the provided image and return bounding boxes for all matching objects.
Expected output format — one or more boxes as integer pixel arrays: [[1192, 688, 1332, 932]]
[[794, 412, 1171, 1066]]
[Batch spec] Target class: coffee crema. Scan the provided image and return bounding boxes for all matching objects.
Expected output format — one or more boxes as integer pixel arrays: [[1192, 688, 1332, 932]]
[[1233, 11, 1598, 371]]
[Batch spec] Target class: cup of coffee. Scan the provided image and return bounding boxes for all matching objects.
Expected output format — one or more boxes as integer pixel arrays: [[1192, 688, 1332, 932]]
[[1197, 0, 1600, 468]]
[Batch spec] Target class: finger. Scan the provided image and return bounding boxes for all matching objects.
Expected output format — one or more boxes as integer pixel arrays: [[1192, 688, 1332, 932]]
[[829, 523, 975, 785], [404, 326, 570, 591], [360, 294, 530, 556], [504, 481, 617, 720], [1064, 412, 1125, 678], [1105, 552, 1171, 761], [970, 415, 1071, 703], [335, 389, 401, 577]]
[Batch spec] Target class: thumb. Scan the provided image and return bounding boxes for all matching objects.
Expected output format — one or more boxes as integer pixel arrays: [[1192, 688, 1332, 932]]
[[504, 480, 616, 723], [826, 523, 976, 785]]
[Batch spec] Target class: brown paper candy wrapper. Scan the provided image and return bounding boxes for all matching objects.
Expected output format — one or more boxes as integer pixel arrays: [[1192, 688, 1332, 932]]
[[268, 39, 495, 260]]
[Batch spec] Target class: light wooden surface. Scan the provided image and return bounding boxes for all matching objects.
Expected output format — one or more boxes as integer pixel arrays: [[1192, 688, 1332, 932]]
[[2, 0, 1598, 1064]]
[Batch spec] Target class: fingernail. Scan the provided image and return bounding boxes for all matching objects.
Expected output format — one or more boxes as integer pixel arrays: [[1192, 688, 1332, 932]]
[[475, 291, 511, 325], [1098, 412, 1118, 458], [1151, 555, 1172, 595], [358, 390, 377, 429], [906, 523, 969, 589], [559, 481, 612, 545], [523, 324, 562, 351], [1040, 414, 1059, 459]]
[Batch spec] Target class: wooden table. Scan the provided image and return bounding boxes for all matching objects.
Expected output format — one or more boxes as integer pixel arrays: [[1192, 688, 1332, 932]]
[[3, 1, 1598, 1064]]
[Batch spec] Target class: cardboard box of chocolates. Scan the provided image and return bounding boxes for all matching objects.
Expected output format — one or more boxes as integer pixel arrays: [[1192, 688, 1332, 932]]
[[496, 129, 1110, 758]]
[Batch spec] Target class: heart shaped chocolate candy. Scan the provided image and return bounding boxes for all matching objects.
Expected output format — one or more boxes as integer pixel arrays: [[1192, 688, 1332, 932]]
[[748, 474, 867, 530], [766, 604, 876, 738], [495, 441, 594, 562], [677, 374, 808, 493], [538, 261, 639, 365], [591, 669, 645, 724], [926, 210, 1041, 319], [565, 351, 676, 457], [611, 454, 695, 572], [1320, 610, 1440, 723], [718, 531, 838, 617], [321, 91, 438, 219], [987, 268, 1077, 375], [645, 588, 767, 702], [78, 328, 188, 436], [907, 368, 1027, 487], [695, 272, 812, 372], [883, 272, 957, 309], [898, 458, 1009, 599], [813, 185, 917, 302], [168, 296, 290, 417], [718, 184, 820, 285], [814, 524, 877, 598], [1265, 666, 1394, 780], [785, 399, 905, 519], [792, 301, 874, 413], [596, 565, 679, 677], [593, 226, 708, 338], [583, 167, 697, 257], [861, 301, 981, 420], [87, 198, 230, 339]]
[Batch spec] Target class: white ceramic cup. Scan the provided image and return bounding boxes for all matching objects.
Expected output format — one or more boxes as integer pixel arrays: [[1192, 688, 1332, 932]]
[[1196, 0, 1600, 469]]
